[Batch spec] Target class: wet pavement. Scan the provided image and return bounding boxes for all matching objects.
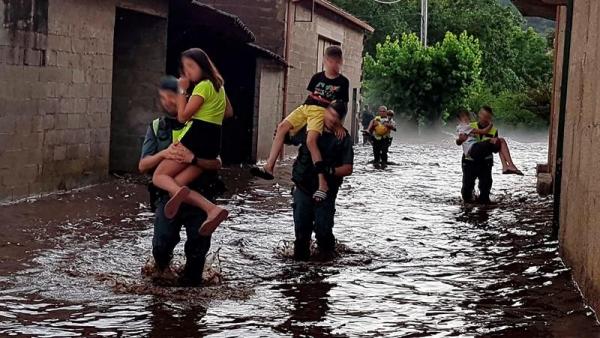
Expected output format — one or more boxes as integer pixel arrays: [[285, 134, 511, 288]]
[[1, 135, 600, 337]]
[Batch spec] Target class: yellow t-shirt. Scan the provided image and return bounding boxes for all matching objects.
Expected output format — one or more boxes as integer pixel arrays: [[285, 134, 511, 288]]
[[191, 80, 226, 125]]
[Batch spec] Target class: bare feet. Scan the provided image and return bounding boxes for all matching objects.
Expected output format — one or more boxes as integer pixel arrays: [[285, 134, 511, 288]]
[[199, 207, 229, 236], [165, 186, 190, 219]]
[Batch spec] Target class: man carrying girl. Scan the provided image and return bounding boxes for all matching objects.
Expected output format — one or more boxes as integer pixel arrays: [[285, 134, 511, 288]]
[[152, 48, 233, 236], [139, 76, 223, 286]]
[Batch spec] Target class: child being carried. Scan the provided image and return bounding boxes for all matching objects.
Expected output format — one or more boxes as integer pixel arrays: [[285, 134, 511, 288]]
[[456, 108, 523, 176], [251, 45, 349, 203]]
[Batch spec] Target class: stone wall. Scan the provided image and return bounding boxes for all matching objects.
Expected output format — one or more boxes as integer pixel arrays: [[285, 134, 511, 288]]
[[558, 0, 600, 314], [0, 0, 167, 202]]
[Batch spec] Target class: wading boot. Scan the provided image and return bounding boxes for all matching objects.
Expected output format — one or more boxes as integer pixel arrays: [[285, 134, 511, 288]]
[[294, 241, 311, 261]]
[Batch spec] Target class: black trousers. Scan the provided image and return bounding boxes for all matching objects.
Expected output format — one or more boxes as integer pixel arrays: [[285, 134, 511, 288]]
[[292, 187, 337, 260], [372, 137, 391, 164], [461, 156, 493, 203], [153, 195, 211, 284]]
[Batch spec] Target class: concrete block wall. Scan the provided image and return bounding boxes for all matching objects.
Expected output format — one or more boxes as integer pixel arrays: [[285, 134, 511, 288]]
[[286, 5, 365, 132], [255, 59, 285, 159], [0, 0, 167, 202], [558, 0, 600, 315]]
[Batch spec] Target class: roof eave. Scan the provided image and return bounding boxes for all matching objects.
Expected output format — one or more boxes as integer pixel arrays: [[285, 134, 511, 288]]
[[314, 0, 375, 33], [511, 0, 561, 20]]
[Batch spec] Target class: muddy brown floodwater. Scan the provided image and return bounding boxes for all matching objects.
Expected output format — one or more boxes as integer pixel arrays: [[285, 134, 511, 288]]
[[1, 136, 600, 337]]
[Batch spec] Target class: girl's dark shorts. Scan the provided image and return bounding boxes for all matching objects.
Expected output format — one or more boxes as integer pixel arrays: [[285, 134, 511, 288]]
[[469, 141, 500, 160], [179, 119, 222, 160]]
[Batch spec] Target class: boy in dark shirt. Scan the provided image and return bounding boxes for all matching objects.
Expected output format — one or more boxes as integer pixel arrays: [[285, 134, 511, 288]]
[[252, 46, 349, 204]]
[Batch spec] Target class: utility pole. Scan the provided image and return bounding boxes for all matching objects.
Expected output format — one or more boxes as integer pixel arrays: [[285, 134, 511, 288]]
[[420, 0, 428, 46]]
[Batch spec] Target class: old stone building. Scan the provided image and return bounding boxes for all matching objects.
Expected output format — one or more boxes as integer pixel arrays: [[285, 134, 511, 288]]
[[0, 0, 372, 202], [514, 0, 600, 314]]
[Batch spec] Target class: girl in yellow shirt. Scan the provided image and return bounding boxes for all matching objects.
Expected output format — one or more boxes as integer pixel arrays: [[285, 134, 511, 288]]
[[153, 48, 233, 235]]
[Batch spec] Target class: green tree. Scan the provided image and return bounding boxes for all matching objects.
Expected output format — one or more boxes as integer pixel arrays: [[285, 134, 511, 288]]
[[333, 0, 554, 126], [364, 32, 482, 126]]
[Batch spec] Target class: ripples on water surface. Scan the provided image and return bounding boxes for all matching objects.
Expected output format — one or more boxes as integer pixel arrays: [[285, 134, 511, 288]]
[[1, 137, 600, 337]]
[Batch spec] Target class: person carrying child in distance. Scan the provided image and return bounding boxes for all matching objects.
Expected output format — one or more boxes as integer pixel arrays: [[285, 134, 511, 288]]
[[456, 106, 523, 176], [251, 45, 349, 204], [368, 106, 396, 167], [152, 48, 233, 236]]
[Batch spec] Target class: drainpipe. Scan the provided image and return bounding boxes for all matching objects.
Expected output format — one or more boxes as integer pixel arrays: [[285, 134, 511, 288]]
[[552, 0, 574, 239], [280, 0, 294, 159], [283, 0, 293, 120]]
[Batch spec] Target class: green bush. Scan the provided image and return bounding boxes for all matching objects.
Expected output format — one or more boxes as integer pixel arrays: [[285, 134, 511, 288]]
[[364, 32, 482, 127], [466, 87, 546, 128]]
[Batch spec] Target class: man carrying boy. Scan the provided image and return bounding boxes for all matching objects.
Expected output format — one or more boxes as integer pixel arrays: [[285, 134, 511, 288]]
[[138, 76, 222, 286], [286, 101, 354, 261], [251, 46, 349, 204]]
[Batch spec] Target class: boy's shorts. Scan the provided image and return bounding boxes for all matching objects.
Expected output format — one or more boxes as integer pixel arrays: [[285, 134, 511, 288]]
[[285, 104, 326, 135], [469, 140, 501, 160]]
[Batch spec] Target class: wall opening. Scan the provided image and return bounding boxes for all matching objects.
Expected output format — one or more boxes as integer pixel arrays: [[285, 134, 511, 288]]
[[109, 7, 167, 173], [167, 2, 257, 165]]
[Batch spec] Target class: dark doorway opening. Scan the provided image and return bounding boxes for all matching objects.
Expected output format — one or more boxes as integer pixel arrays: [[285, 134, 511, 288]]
[[109, 8, 167, 173], [166, 2, 257, 165]]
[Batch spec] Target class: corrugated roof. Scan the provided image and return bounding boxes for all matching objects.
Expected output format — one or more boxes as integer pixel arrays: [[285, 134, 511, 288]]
[[189, 0, 256, 42], [316, 0, 375, 33], [247, 43, 288, 66], [184, 1, 285, 65]]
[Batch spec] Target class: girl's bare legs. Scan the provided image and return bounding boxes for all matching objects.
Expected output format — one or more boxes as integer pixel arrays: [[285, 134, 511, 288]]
[[264, 120, 293, 174], [153, 159, 190, 196], [186, 189, 228, 236], [174, 167, 228, 235], [153, 160, 195, 218], [497, 138, 520, 172], [174, 165, 203, 186], [153, 159, 227, 234]]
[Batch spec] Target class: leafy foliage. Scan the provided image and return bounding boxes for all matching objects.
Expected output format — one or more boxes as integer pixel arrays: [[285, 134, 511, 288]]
[[364, 32, 482, 126], [332, 0, 554, 127]]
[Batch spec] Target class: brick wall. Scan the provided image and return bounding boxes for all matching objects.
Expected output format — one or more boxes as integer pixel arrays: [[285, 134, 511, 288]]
[[0, 0, 167, 202]]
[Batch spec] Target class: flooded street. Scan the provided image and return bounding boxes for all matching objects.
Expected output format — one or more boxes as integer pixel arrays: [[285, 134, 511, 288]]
[[1, 135, 600, 337]]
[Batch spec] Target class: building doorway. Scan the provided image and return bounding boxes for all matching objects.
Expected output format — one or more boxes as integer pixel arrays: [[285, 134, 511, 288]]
[[166, 2, 257, 165], [109, 8, 167, 173]]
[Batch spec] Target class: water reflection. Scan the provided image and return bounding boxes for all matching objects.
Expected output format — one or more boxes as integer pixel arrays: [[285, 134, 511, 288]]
[[148, 301, 208, 338], [274, 266, 342, 337], [1, 137, 599, 337]]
